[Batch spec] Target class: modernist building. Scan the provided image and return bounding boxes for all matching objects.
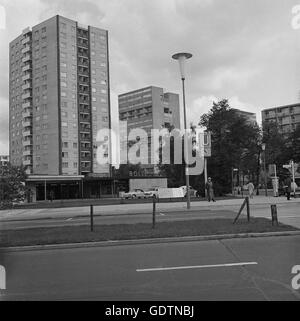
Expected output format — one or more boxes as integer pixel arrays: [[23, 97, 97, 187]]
[[9, 15, 112, 200], [0, 155, 9, 166], [232, 108, 257, 125], [262, 103, 300, 135], [118, 86, 181, 176]]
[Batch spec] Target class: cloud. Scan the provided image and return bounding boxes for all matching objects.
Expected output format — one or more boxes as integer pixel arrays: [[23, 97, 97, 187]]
[[189, 95, 259, 126], [0, 0, 298, 154]]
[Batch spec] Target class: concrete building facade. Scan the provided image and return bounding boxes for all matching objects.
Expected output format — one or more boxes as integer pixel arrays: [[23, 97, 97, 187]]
[[9, 15, 112, 200], [262, 103, 300, 135], [232, 108, 257, 125], [118, 86, 180, 176]]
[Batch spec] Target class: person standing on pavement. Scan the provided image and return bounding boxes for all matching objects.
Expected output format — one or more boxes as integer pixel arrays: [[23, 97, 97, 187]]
[[285, 176, 292, 200], [248, 181, 255, 199], [205, 177, 216, 202]]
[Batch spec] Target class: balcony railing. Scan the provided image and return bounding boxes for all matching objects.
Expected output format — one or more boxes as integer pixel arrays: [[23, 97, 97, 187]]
[[22, 102, 32, 109], [22, 74, 31, 82], [23, 159, 33, 166], [23, 140, 33, 147], [22, 64, 32, 72], [23, 130, 32, 137], [22, 92, 32, 100], [22, 45, 31, 54]]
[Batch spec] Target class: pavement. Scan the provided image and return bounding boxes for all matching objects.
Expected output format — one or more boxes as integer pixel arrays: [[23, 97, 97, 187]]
[[1, 235, 299, 301]]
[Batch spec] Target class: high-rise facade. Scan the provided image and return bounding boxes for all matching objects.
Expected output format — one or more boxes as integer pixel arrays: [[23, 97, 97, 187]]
[[9, 15, 111, 178], [232, 108, 257, 125], [118, 86, 180, 176], [262, 103, 300, 135]]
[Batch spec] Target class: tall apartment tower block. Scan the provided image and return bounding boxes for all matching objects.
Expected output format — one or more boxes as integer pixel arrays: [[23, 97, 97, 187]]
[[119, 86, 180, 176], [9, 15, 111, 178]]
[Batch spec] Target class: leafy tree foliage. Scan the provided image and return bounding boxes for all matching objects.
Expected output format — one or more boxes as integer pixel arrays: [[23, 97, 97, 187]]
[[199, 99, 261, 195], [0, 164, 27, 209]]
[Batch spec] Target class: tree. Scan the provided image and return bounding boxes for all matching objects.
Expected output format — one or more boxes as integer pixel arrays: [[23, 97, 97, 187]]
[[199, 99, 261, 195], [286, 124, 300, 163], [0, 164, 27, 209], [262, 121, 290, 166]]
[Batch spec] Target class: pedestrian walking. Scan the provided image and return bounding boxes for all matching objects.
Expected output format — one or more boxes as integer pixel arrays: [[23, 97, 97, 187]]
[[49, 190, 55, 203], [285, 176, 292, 201], [248, 181, 255, 199], [205, 177, 216, 202]]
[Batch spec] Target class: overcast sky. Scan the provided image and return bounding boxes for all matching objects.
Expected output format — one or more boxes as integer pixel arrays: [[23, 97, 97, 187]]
[[0, 0, 299, 155]]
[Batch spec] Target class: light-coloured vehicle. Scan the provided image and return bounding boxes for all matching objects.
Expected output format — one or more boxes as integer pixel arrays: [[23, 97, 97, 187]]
[[179, 186, 197, 197], [122, 189, 152, 199]]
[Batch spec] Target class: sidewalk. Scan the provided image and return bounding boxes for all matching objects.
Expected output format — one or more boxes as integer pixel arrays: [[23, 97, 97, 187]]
[[1, 196, 300, 222]]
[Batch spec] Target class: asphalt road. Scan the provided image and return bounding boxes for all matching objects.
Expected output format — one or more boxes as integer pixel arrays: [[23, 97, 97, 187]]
[[1, 235, 300, 301]]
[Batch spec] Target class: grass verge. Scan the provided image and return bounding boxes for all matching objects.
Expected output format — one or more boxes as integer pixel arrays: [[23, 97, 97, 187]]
[[0, 218, 298, 247]]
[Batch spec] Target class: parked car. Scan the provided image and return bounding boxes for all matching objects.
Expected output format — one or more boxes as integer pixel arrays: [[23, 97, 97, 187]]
[[146, 188, 160, 199], [122, 189, 152, 199], [179, 186, 197, 197]]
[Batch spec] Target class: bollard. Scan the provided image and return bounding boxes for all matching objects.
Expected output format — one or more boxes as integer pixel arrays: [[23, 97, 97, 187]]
[[90, 205, 94, 232], [246, 197, 250, 222], [271, 204, 279, 226], [152, 196, 156, 229]]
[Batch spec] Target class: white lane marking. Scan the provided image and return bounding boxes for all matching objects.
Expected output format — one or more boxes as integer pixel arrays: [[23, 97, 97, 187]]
[[159, 213, 165, 216], [66, 218, 73, 221], [136, 262, 258, 272]]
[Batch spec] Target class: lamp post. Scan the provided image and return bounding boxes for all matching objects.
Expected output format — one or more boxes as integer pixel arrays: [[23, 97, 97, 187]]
[[261, 143, 268, 197], [172, 52, 192, 210]]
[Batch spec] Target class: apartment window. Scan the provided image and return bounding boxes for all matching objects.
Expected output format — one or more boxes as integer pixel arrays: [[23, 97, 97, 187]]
[[62, 111, 68, 117], [61, 62, 67, 68], [61, 92, 67, 98], [62, 122, 68, 127], [62, 152, 68, 158], [61, 52, 66, 59], [61, 81, 67, 88], [73, 162, 78, 168], [62, 162, 69, 168], [63, 142, 69, 148], [42, 27, 46, 33]]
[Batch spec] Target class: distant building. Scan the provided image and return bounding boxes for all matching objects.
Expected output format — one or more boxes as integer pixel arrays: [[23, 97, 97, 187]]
[[9, 15, 113, 201], [262, 103, 300, 135], [118, 86, 181, 176], [0, 155, 9, 166], [232, 108, 257, 125]]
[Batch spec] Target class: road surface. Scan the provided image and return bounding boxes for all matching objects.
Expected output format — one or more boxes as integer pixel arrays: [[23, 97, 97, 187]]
[[1, 235, 300, 301]]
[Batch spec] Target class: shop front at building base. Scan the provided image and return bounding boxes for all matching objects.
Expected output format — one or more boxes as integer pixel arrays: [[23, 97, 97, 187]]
[[26, 175, 126, 202]]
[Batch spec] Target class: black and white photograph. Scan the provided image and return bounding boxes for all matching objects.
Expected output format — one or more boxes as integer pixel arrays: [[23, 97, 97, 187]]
[[0, 0, 300, 307]]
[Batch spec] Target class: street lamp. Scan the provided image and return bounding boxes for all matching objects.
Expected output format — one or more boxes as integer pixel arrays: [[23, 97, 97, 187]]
[[172, 52, 193, 210], [261, 143, 268, 197]]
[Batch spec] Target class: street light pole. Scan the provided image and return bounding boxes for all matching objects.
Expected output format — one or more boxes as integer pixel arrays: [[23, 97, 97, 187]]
[[262, 143, 268, 197], [172, 52, 193, 210]]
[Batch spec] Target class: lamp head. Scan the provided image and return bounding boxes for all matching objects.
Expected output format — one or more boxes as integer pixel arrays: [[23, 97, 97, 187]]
[[172, 52, 193, 80]]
